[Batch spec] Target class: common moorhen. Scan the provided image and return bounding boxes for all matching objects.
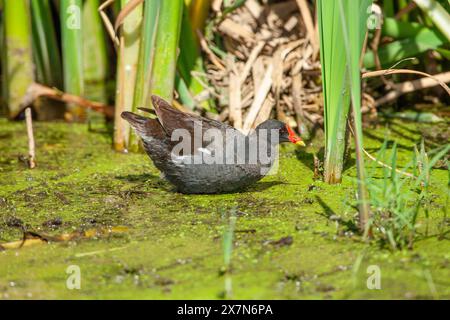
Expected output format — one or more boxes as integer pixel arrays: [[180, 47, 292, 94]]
[[121, 96, 305, 194]]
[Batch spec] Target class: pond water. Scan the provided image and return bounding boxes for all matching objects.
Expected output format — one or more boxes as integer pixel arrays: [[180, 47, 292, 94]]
[[0, 118, 448, 299]]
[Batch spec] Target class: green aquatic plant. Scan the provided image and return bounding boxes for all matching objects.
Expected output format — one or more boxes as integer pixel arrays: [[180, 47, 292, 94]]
[[317, 0, 372, 230], [220, 207, 236, 298], [363, 140, 450, 250]]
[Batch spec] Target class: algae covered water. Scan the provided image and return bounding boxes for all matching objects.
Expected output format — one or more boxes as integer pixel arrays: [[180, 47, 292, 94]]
[[0, 119, 448, 299]]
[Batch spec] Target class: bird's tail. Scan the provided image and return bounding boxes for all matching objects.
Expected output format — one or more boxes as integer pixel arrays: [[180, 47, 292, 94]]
[[121, 111, 164, 143], [120, 111, 150, 136], [121, 111, 147, 126]]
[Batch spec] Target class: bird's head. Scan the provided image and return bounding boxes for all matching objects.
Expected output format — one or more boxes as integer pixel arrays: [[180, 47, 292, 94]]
[[255, 120, 306, 147]]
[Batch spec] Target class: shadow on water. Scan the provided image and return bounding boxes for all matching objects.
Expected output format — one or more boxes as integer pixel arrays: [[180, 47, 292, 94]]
[[115, 173, 160, 184], [247, 181, 284, 192], [294, 145, 326, 174], [115, 173, 284, 195], [295, 145, 357, 173], [315, 196, 358, 233]]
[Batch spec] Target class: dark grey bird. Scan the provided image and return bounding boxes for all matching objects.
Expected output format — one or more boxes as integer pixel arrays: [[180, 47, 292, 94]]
[[121, 95, 305, 194]]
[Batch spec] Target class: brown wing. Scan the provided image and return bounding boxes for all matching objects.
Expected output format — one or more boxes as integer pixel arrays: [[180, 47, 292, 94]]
[[151, 95, 235, 139]]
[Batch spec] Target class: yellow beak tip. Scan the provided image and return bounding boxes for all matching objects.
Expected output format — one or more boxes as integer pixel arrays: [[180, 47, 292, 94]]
[[296, 141, 306, 147]]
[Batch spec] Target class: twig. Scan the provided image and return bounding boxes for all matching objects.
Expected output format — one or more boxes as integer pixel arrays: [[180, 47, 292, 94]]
[[21, 83, 114, 119], [348, 124, 416, 179], [295, 0, 319, 59], [273, 41, 303, 120], [368, 10, 393, 89], [25, 107, 36, 169], [228, 60, 242, 129], [240, 41, 265, 85], [218, 18, 256, 43], [359, 31, 369, 69], [395, 2, 417, 20], [362, 69, 450, 95], [98, 0, 119, 48], [242, 62, 273, 134], [374, 71, 450, 106], [197, 30, 226, 71], [113, 0, 144, 32], [292, 72, 310, 137]]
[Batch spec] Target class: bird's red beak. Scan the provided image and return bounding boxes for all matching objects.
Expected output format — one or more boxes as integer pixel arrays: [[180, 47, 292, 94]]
[[286, 125, 306, 146]]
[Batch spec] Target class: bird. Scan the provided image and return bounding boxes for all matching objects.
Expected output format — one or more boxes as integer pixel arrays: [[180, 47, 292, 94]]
[[121, 95, 305, 194]]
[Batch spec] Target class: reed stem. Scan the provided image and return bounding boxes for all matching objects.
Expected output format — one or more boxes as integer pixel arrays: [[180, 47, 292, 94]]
[[61, 0, 85, 121], [3, 0, 34, 119]]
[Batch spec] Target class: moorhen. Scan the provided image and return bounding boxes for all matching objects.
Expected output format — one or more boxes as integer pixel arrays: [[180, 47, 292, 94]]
[[121, 95, 305, 194]]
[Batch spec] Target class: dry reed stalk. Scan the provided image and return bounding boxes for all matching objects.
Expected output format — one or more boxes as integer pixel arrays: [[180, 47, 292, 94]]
[[25, 107, 36, 169]]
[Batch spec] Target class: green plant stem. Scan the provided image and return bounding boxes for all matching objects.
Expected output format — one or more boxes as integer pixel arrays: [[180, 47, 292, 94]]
[[83, 0, 109, 104], [61, 0, 84, 121], [3, 0, 34, 119], [413, 0, 450, 42], [177, 3, 211, 111], [338, 0, 371, 232], [127, 0, 159, 152], [113, 0, 142, 152], [317, 0, 351, 184], [30, 0, 63, 88], [149, 0, 183, 101]]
